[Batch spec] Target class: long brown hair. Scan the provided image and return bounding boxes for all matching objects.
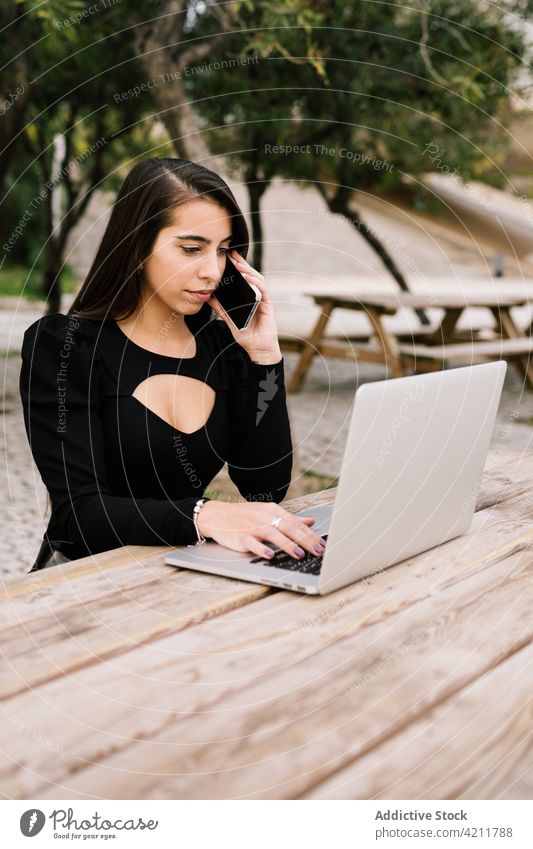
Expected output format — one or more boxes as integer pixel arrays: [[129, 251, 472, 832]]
[[67, 158, 249, 320]]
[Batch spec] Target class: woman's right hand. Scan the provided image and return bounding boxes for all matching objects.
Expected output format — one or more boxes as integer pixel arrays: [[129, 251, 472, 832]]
[[196, 500, 326, 561]]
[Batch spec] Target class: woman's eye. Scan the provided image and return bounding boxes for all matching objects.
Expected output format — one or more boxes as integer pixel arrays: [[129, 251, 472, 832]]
[[181, 247, 231, 255]]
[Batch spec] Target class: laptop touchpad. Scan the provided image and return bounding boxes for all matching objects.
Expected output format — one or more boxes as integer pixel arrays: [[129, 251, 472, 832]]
[[294, 503, 332, 536]]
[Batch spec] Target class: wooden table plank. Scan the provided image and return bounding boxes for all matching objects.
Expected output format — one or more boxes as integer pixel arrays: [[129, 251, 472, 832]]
[[45, 540, 530, 802], [0, 453, 531, 799], [0, 573, 271, 700], [0, 547, 172, 611], [0, 452, 524, 699], [313, 293, 530, 311], [473, 450, 533, 509], [0, 550, 267, 631], [27, 533, 532, 800], [0, 490, 337, 629], [304, 639, 533, 800]]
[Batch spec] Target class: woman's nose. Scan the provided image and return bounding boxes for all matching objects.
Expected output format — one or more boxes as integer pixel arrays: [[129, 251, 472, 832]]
[[199, 251, 224, 282]]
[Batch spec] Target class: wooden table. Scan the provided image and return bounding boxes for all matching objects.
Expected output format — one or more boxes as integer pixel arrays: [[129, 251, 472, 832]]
[[287, 292, 533, 392], [1, 449, 532, 800]]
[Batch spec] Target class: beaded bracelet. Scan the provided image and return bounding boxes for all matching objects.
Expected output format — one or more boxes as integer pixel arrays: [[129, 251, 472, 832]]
[[193, 497, 210, 545]]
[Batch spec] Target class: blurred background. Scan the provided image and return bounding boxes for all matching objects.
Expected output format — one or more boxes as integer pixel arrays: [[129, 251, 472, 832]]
[[2, 0, 533, 575]]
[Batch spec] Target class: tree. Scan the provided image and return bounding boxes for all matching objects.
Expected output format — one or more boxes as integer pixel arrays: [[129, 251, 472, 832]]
[[182, 0, 327, 268], [129, 0, 325, 266], [2, 0, 165, 312], [0, 1, 36, 202], [187, 0, 531, 319], [130, 0, 244, 160], [4, 0, 531, 313]]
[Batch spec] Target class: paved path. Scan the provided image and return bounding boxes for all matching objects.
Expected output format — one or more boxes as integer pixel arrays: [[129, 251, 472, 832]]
[[2, 309, 532, 578]]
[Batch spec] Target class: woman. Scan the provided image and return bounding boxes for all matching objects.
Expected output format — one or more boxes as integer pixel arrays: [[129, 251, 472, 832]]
[[20, 158, 326, 571]]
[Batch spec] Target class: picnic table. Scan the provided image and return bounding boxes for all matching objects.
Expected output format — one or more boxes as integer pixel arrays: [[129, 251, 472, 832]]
[[286, 291, 533, 392], [1, 448, 531, 800]]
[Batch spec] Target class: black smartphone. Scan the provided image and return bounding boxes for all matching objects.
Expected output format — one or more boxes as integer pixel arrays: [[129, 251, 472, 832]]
[[212, 257, 261, 331]]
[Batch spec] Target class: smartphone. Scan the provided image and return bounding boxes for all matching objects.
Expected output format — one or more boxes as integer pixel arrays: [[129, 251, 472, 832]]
[[212, 257, 261, 331]]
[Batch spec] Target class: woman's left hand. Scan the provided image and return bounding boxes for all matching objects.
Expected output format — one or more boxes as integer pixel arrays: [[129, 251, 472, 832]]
[[208, 249, 282, 365]]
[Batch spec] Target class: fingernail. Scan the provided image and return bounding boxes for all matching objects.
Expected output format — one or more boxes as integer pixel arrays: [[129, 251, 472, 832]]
[[294, 546, 305, 558], [264, 548, 275, 558], [314, 544, 324, 555]]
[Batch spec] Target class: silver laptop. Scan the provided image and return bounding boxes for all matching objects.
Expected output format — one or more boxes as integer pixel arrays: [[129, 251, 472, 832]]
[[165, 361, 507, 595]]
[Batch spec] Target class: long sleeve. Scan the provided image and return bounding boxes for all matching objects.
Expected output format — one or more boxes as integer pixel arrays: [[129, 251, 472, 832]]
[[19, 315, 201, 560], [212, 320, 293, 502]]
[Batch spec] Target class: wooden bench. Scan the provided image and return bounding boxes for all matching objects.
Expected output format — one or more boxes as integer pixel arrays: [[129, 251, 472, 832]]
[[279, 325, 492, 354], [400, 336, 533, 365]]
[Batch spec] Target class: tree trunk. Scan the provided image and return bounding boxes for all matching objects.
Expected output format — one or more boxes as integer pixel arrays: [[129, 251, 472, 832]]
[[42, 241, 62, 315], [319, 183, 430, 326], [138, 57, 210, 161], [246, 178, 268, 271], [38, 123, 108, 314], [133, 0, 236, 164], [0, 3, 31, 201]]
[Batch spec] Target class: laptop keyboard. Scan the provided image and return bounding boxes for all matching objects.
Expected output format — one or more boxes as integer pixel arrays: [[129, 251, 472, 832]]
[[249, 535, 328, 575]]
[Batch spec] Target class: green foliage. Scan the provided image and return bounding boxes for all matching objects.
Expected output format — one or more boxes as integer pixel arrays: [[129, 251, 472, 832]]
[[2, 0, 164, 296], [3, 0, 531, 297], [187, 0, 530, 195], [0, 264, 78, 299]]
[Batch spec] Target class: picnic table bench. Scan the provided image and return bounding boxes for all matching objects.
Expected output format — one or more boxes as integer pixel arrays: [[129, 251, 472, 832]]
[[285, 291, 533, 392], [0, 448, 531, 799]]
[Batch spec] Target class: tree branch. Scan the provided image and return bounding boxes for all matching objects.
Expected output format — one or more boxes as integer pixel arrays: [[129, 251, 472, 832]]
[[316, 181, 430, 325], [419, 11, 448, 87]]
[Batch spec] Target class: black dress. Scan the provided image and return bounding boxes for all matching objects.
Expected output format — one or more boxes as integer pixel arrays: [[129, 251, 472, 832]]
[[19, 303, 293, 565]]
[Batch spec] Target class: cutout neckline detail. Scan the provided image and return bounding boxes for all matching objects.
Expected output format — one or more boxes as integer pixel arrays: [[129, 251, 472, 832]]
[[130, 375, 218, 436], [111, 318, 198, 360]]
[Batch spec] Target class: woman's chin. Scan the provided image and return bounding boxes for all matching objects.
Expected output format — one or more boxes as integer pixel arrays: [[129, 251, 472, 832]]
[[184, 298, 211, 312], [169, 291, 213, 315], [187, 302, 207, 314], [171, 298, 201, 314]]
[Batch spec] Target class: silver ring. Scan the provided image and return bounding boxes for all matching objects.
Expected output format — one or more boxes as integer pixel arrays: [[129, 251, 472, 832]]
[[271, 515, 283, 528]]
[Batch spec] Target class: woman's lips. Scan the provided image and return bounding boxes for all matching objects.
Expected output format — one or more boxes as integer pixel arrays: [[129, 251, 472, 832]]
[[186, 289, 214, 301]]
